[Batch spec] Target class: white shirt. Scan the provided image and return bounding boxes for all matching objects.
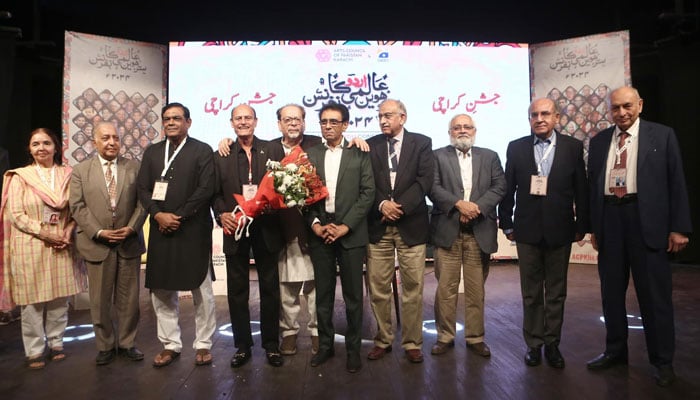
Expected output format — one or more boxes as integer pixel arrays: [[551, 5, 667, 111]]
[[323, 139, 344, 214], [455, 147, 472, 201], [604, 118, 639, 195]]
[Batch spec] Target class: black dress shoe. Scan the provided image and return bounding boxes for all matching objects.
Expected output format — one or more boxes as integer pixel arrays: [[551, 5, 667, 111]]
[[310, 349, 335, 367], [346, 352, 361, 373], [266, 351, 284, 367], [96, 349, 116, 366], [230, 349, 252, 368], [118, 347, 144, 361], [586, 352, 628, 370], [544, 344, 565, 368], [654, 365, 675, 387], [524, 347, 542, 366]]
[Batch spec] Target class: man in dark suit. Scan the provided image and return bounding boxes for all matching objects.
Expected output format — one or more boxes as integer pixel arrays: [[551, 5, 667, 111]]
[[366, 99, 433, 363], [429, 114, 506, 358], [70, 122, 146, 365], [305, 102, 375, 373], [137, 102, 217, 368], [269, 104, 321, 356], [498, 98, 589, 369], [586, 87, 691, 387], [212, 104, 285, 368]]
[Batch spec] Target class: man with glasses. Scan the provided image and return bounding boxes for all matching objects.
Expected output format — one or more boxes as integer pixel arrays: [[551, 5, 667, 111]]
[[498, 98, 589, 369], [268, 104, 321, 356], [366, 99, 434, 363], [212, 104, 285, 368], [428, 114, 506, 358], [305, 102, 375, 373], [216, 104, 369, 358]]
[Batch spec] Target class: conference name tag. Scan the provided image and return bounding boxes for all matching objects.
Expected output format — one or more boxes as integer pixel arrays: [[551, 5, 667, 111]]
[[43, 206, 60, 225], [242, 184, 258, 201], [152, 180, 169, 201], [609, 168, 627, 189], [530, 175, 548, 196]]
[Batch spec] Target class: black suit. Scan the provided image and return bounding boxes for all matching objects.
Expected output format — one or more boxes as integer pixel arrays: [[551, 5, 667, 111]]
[[212, 136, 283, 352], [588, 120, 692, 366], [367, 131, 433, 246], [366, 130, 433, 350], [306, 141, 375, 355], [498, 131, 589, 349]]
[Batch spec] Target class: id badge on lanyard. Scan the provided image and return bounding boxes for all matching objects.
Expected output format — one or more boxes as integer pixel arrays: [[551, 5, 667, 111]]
[[530, 175, 548, 196], [43, 206, 60, 225], [152, 179, 169, 201]]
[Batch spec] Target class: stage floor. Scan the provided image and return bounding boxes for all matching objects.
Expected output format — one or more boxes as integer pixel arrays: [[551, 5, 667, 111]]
[[1, 261, 698, 400]]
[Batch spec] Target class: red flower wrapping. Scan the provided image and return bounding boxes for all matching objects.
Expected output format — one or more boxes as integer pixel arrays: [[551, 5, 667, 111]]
[[227, 145, 328, 239]]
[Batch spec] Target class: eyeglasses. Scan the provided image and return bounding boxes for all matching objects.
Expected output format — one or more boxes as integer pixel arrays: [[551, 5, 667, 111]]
[[281, 117, 303, 125], [319, 119, 343, 127], [451, 125, 475, 131], [378, 112, 402, 120], [162, 116, 185, 122], [529, 111, 554, 119]]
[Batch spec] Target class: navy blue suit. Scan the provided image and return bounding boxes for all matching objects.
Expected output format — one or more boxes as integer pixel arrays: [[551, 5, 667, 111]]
[[588, 120, 692, 367]]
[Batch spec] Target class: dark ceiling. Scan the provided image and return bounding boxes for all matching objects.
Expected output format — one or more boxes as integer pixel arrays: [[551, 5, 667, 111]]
[[1, 0, 699, 60]]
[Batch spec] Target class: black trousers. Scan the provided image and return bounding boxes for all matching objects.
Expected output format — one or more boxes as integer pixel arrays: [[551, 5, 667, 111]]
[[598, 201, 675, 366], [225, 236, 280, 352], [516, 241, 571, 348], [309, 237, 365, 355]]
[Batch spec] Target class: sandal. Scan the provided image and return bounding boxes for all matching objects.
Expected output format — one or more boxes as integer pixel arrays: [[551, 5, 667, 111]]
[[195, 348, 213, 366], [50, 348, 66, 362], [27, 356, 46, 370], [152, 349, 180, 368]]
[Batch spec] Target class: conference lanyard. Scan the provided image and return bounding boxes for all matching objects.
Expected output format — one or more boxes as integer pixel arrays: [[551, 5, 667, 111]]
[[161, 137, 187, 178], [536, 141, 554, 176]]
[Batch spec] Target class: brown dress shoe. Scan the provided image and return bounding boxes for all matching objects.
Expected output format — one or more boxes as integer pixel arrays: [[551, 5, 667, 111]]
[[311, 336, 319, 355], [430, 341, 455, 355], [367, 345, 392, 360], [280, 335, 297, 355], [467, 342, 491, 358], [405, 349, 424, 363]]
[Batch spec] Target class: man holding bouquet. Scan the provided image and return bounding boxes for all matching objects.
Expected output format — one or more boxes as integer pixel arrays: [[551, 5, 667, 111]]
[[306, 102, 375, 373], [212, 104, 285, 368]]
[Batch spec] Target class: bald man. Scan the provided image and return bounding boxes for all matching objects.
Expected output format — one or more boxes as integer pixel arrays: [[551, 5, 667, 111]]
[[586, 87, 691, 387]]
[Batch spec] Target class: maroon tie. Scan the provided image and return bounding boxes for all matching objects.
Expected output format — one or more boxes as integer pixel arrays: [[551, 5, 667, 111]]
[[610, 132, 629, 198]]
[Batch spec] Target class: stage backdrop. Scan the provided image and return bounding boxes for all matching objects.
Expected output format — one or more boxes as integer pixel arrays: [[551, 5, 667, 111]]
[[168, 40, 532, 166], [62, 31, 167, 164], [511, 30, 632, 264]]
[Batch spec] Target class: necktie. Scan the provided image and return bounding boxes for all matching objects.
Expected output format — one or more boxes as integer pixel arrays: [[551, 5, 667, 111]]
[[611, 132, 629, 198], [389, 138, 398, 172], [105, 161, 116, 208]]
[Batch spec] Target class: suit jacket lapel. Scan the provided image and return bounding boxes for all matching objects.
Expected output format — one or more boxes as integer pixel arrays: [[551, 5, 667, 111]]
[[115, 157, 126, 205], [395, 132, 411, 185], [446, 146, 462, 192], [636, 119, 653, 172], [90, 156, 111, 204], [337, 143, 350, 188], [470, 148, 481, 199]]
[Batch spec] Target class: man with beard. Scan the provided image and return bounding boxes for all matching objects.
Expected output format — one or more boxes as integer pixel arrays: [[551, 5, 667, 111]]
[[428, 114, 506, 358]]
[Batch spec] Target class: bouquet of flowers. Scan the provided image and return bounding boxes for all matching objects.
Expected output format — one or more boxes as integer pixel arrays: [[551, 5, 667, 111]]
[[228, 145, 328, 239]]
